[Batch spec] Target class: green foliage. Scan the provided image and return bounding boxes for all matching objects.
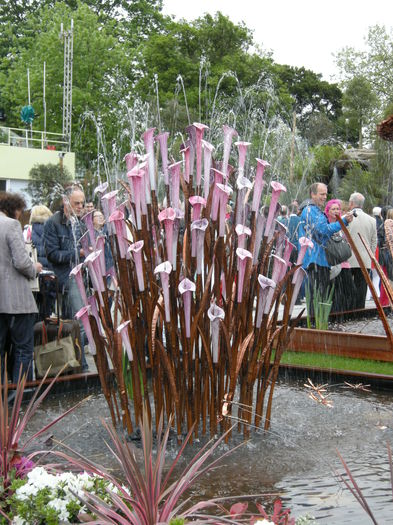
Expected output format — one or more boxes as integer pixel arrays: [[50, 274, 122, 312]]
[[274, 64, 342, 121], [335, 24, 393, 142], [336, 163, 386, 210], [0, 1, 132, 162], [26, 163, 73, 209], [10, 484, 61, 524], [309, 144, 343, 184], [0, 0, 346, 179], [7, 469, 116, 524], [368, 137, 393, 206], [342, 76, 378, 148], [279, 350, 393, 376], [301, 112, 336, 147], [135, 11, 268, 121], [169, 519, 185, 525], [0, 365, 86, 516], [306, 283, 334, 330], [336, 25, 393, 104]]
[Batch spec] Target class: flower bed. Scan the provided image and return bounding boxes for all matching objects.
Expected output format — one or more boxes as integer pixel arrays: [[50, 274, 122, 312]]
[[7, 467, 119, 524]]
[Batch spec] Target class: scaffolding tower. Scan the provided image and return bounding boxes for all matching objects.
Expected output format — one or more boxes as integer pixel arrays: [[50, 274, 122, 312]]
[[60, 20, 73, 152]]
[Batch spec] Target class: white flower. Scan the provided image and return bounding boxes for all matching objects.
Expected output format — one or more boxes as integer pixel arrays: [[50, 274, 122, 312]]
[[48, 497, 70, 521], [12, 518, 26, 525], [11, 466, 115, 525], [254, 520, 275, 525]]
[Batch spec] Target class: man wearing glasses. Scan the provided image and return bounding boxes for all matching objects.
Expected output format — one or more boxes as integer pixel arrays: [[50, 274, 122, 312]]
[[43, 185, 89, 371]]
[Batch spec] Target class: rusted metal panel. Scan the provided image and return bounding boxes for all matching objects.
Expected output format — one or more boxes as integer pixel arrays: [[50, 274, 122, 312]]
[[287, 327, 393, 362]]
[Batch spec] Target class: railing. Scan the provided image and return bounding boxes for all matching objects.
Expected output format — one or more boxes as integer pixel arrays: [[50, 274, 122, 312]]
[[0, 126, 69, 151]]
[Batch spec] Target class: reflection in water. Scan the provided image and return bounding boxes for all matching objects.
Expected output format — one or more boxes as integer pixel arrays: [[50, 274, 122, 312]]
[[24, 378, 393, 523]]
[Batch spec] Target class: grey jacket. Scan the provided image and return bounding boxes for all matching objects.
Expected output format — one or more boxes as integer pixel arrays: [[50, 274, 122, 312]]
[[0, 213, 38, 314], [347, 209, 377, 269]]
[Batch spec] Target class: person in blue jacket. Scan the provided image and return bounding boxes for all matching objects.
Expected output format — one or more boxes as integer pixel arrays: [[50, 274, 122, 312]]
[[299, 182, 353, 316], [287, 203, 301, 262]]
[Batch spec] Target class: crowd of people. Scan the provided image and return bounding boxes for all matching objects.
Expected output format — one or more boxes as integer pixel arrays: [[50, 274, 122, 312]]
[[0, 180, 391, 381], [289, 183, 381, 318], [0, 186, 114, 380]]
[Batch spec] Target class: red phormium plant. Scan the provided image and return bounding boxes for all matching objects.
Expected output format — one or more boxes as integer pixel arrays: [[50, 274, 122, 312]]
[[0, 364, 87, 518], [51, 408, 295, 525]]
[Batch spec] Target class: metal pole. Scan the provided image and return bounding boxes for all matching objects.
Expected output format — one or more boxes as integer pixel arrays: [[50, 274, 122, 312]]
[[27, 68, 32, 146], [62, 25, 66, 141], [289, 110, 296, 183], [43, 61, 46, 147], [69, 19, 73, 152], [60, 19, 73, 152], [27, 68, 31, 106]]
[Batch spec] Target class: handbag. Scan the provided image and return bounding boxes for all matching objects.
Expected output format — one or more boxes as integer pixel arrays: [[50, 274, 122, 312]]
[[25, 241, 40, 292], [324, 232, 352, 266], [34, 321, 81, 378]]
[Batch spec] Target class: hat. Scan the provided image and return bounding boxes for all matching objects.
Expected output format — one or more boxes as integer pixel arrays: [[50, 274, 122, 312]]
[[372, 206, 382, 217]]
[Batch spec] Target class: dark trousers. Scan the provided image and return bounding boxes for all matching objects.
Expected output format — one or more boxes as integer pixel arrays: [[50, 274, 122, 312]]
[[332, 268, 356, 313], [306, 264, 331, 318], [351, 267, 369, 310], [0, 313, 35, 383]]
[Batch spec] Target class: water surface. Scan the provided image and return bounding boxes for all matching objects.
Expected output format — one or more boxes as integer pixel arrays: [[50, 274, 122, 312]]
[[25, 377, 393, 523]]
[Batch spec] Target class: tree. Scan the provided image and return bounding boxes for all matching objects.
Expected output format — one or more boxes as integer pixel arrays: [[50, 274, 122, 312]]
[[336, 25, 393, 104], [335, 24, 393, 147], [26, 162, 73, 208], [0, 2, 349, 183], [0, 0, 164, 57], [301, 112, 336, 146], [342, 76, 377, 148], [0, 2, 132, 167], [135, 12, 275, 127], [336, 163, 386, 211], [274, 65, 342, 123], [309, 144, 343, 185]]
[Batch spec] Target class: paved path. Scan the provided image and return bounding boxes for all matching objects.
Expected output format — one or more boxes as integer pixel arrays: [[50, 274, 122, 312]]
[[279, 297, 380, 321]]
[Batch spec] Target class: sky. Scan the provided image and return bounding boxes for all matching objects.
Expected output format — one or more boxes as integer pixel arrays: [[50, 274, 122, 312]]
[[162, 0, 393, 81]]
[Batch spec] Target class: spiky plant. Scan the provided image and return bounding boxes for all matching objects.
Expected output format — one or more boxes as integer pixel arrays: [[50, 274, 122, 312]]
[[50, 408, 296, 525], [0, 364, 87, 518]]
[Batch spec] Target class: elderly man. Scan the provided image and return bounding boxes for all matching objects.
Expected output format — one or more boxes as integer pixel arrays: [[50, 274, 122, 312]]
[[43, 184, 89, 371], [347, 192, 377, 309], [299, 182, 353, 317]]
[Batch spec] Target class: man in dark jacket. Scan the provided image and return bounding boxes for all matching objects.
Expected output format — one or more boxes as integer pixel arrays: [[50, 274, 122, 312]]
[[43, 185, 89, 370], [299, 182, 353, 317]]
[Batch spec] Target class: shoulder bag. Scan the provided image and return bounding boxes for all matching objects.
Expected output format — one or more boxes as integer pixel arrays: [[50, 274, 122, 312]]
[[324, 232, 352, 266]]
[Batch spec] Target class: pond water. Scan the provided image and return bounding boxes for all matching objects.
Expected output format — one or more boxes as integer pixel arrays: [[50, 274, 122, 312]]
[[25, 376, 393, 524]]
